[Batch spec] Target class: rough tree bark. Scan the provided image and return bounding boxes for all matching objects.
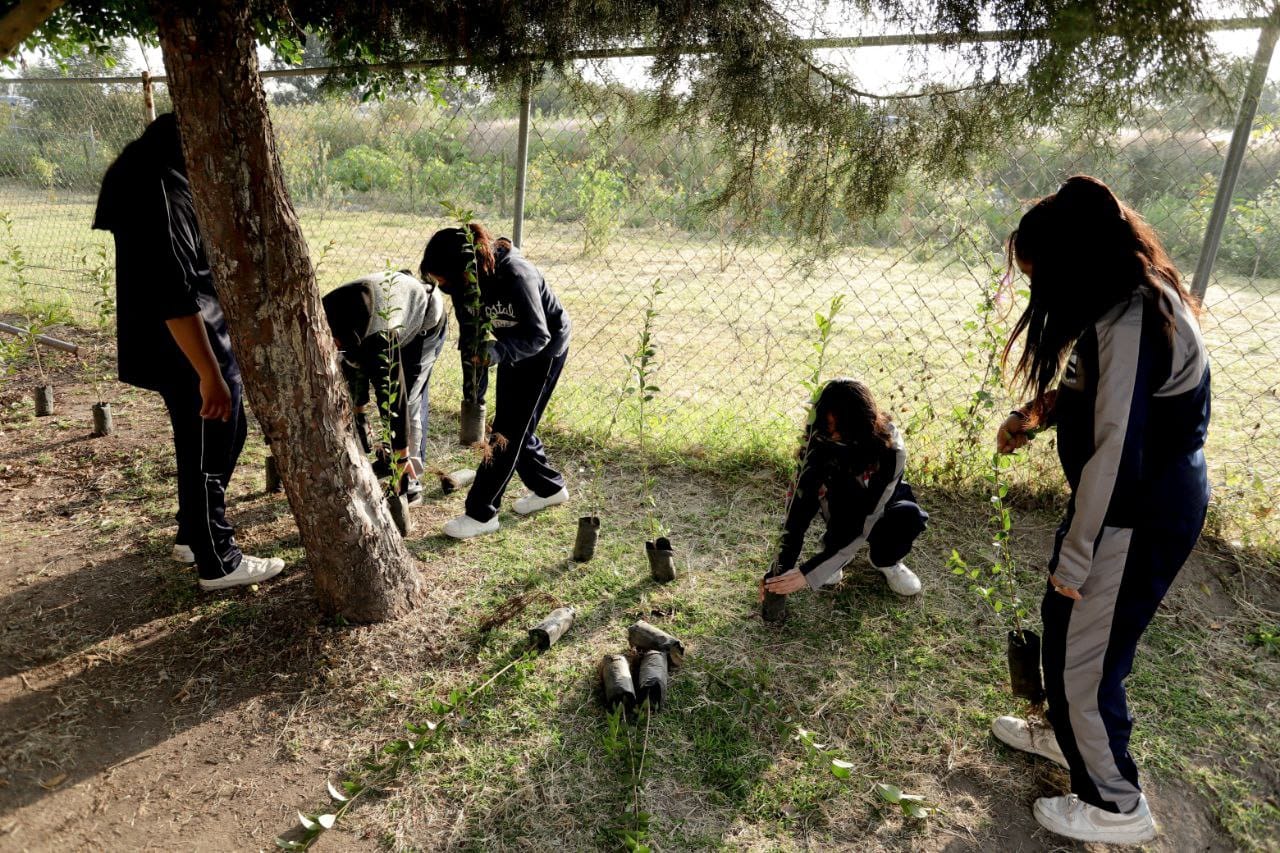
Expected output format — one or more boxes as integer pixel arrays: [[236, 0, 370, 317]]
[[0, 0, 66, 59], [154, 0, 424, 622]]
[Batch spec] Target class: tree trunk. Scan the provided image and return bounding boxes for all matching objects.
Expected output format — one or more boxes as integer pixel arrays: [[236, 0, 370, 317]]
[[0, 0, 67, 60], [154, 0, 423, 622]]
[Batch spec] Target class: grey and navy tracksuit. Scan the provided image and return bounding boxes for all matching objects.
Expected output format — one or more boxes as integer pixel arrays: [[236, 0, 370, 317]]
[[777, 421, 928, 589], [463, 244, 571, 522], [1039, 287, 1210, 814], [93, 134, 246, 582]]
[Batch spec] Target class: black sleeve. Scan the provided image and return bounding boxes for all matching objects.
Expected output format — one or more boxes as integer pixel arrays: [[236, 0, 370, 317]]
[[490, 268, 551, 364], [154, 175, 205, 321], [776, 444, 823, 573], [360, 332, 410, 454]]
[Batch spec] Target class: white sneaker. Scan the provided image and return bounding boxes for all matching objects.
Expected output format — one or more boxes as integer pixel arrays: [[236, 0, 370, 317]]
[[991, 715, 1069, 769], [171, 543, 196, 564], [443, 514, 500, 539], [448, 469, 476, 487], [198, 555, 285, 591], [875, 561, 922, 596], [513, 487, 569, 516], [817, 568, 844, 592], [1034, 793, 1156, 845]]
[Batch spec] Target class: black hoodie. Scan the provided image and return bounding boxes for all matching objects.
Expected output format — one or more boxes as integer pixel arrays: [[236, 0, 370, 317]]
[[92, 114, 238, 391], [776, 388, 907, 585], [460, 242, 570, 365]]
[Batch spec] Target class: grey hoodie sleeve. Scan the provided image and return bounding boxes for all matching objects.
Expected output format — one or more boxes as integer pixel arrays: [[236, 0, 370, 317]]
[[490, 265, 552, 364]]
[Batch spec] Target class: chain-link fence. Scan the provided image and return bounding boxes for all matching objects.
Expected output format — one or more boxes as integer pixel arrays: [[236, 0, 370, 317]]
[[2, 32, 1278, 548]]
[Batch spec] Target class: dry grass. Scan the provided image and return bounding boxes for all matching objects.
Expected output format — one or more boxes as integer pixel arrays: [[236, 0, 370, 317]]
[[0, 339, 1277, 850]]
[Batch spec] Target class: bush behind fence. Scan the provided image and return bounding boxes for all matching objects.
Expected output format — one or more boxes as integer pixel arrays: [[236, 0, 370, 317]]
[[1, 59, 1276, 549]]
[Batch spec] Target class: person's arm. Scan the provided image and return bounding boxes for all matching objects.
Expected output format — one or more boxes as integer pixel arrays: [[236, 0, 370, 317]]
[[997, 389, 1059, 453], [774, 445, 823, 575], [165, 314, 232, 421], [154, 175, 231, 419], [364, 332, 417, 471], [1052, 302, 1150, 593], [488, 269, 551, 365], [341, 357, 374, 454]]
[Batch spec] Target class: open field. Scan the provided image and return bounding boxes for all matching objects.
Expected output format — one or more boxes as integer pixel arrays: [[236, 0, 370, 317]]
[[0, 331, 1277, 851], [1, 187, 1276, 546]]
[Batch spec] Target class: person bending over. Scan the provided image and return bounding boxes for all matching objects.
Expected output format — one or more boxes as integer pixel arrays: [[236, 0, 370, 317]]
[[92, 113, 283, 591], [763, 378, 927, 600], [990, 176, 1210, 845], [322, 270, 448, 504], [419, 224, 572, 539]]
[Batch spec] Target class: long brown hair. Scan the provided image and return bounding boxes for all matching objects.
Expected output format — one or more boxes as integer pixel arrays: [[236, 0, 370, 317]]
[[1002, 175, 1197, 401], [809, 378, 895, 470], [419, 221, 511, 286]]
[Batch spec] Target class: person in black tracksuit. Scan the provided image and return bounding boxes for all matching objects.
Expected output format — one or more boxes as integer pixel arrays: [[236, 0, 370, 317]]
[[92, 114, 284, 591], [322, 270, 448, 504], [762, 379, 927, 599], [419, 224, 571, 538], [990, 176, 1211, 845]]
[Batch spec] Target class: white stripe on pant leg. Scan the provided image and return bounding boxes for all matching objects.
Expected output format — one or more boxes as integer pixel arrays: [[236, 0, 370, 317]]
[[199, 414, 226, 577], [1062, 526, 1142, 812]]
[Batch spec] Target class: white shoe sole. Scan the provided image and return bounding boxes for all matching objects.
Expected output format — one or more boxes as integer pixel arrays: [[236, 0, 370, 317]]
[[1033, 800, 1157, 844], [171, 545, 196, 564], [198, 559, 284, 591], [992, 718, 1069, 769]]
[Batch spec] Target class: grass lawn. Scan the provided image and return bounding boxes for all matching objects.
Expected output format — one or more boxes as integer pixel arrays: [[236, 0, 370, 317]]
[[0, 334, 1276, 851]]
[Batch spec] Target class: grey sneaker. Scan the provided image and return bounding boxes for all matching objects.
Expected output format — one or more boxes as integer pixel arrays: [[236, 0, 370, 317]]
[[1033, 793, 1156, 844], [817, 568, 844, 592], [171, 543, 196, 564], [992, 715, 1069, 769], [198, 555, 285, 591]]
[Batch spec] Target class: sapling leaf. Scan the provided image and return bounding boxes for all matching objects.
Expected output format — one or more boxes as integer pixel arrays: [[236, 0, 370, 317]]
[[298, 812, 317, 830], [327, 781, 349, 802], [830, 759, 854, 779], [275, 839, 307, 850], [875, 782, 903, 804], [317, 814, 337, 829]]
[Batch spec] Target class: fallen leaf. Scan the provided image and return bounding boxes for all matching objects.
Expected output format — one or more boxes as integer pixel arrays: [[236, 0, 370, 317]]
[[38, 773, 67, 790]]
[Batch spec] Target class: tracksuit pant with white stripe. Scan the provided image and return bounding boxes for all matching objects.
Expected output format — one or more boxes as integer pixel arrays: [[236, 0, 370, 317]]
[[161, 370, 247, 580], [1037, 287, 1211, 814], [465, 349, 567, 522], [800, 481, 928, 579]]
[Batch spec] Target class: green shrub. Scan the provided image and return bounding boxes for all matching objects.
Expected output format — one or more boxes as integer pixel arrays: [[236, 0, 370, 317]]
[[327, 144, 405, 192]]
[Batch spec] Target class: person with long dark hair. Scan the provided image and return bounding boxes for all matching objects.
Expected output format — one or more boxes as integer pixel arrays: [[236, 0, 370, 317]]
[[420, 224, 571, 538], [990, 176, 1210, 844], [762, 378, 928, 599], [93, 114, 284, 591]]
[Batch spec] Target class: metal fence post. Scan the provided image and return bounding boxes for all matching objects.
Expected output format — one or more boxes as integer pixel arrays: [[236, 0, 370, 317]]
[[512, 71, 532, 248], [142, 69, 156, 123], [1191, 13, 1280, 300]]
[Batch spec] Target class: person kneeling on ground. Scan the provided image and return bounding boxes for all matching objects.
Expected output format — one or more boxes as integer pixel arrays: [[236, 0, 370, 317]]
[[322, 270, 448, 505], [762, 379, 927, 600], [419, 224, 572, 539], [92, 114, 283, 591]]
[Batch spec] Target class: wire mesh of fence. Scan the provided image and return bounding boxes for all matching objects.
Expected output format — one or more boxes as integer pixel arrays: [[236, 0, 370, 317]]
[[0, 37, 1277, 549]]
